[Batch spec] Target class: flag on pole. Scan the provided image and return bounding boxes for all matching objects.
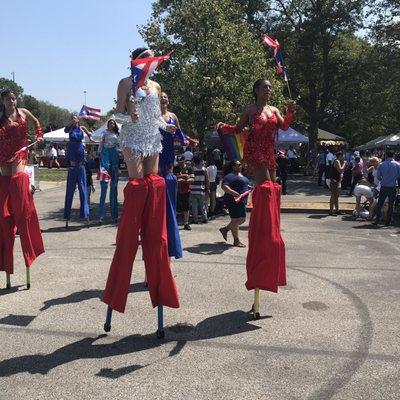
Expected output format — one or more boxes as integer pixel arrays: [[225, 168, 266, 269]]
[[263, 34, 288, 81], [130, 52, 172, 94], [79, 105, 102, 121]]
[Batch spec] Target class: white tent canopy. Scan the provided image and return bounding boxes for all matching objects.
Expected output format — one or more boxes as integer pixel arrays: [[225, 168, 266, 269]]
[[91, 116, 121, 142], [44, 127, 92, 143], [278, 127, 309, 144], [356, 133, 400, 150]]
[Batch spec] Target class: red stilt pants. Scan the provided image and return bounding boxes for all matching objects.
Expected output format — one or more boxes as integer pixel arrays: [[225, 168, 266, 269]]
[[102, 173, 179, 313], [245, 180, 286, 292], [0, 172, 44, 274]]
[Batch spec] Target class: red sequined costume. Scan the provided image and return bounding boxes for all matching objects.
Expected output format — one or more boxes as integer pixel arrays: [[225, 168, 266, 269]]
[[219, 107, 293, 294], [0, 112, 44, 275], [219, 109, 293, 172]]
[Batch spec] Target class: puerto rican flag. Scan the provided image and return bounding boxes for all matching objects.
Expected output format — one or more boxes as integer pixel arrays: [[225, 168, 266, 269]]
[[79, 105, 102, 121], [263, 34, 288, 81], [131, 52, 172, 94], [97, 166, 111, 182]]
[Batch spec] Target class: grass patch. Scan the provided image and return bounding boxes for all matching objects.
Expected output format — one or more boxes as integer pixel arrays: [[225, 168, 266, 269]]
[[38, 168, 68, 182]]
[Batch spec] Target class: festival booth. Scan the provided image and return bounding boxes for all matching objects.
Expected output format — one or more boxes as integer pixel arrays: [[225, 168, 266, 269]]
[[43, 127, 98, 168], [278, 127, 309, 145], [277, 127, 309, 173], [44, 127, 92, 143], [317, 128, 346, 145], [356, 136, 388, 151], [356, 133, 400, 151]]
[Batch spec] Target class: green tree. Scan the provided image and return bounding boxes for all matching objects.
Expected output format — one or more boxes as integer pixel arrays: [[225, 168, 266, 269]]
[[0, 78, 24, 100], [140, 0, 284, 144], [267, 0, 371, 147]]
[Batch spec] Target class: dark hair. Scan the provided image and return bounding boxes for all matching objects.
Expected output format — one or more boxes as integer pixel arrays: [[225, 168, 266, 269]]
[[386, 150, 395, 158], [0, 89, 17, 126], [336, 151, 343, 158], [231, 160, 241, 168], [355, 156, 361, 162], [107, 119, 119, 135], [252, 78, 269, 101], [193, 153, 203, 165], [131, 47, 149, 60]]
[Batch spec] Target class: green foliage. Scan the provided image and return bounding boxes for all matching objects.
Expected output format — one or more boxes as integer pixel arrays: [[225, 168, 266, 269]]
[[140, 0, 284, 143], [0, 78, 24, 99], [0, 77, 71, 134]]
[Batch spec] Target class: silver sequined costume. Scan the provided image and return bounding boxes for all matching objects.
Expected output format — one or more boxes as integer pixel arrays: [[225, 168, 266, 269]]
[[117, 88, 166, 158]]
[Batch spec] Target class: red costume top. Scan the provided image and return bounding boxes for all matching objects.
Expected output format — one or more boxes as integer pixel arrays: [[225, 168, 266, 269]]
[[0, 112, 43, 165], [220, 108, 293, 171]]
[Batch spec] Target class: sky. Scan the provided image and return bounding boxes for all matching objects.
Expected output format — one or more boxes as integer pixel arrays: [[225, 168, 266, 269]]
[[0, 0, 155, 114]]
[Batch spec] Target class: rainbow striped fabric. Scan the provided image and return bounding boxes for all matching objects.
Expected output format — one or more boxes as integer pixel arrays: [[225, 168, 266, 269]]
[[219, 129, 248, 161]]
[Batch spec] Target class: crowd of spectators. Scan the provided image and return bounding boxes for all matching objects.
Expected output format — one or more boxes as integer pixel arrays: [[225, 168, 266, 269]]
[[316, 146, 400, 225]]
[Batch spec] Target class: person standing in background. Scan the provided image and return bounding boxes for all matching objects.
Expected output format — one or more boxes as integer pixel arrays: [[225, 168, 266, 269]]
[[373, 150, 400, 226], [174, 157, 194, 230], [190, 154, 209, 224], [206, 158, 218, 218]]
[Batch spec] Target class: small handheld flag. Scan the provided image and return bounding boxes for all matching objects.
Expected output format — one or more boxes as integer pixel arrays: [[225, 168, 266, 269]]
[[131, 52, 172, 95], [263, 34, 292, 98], [79, 105, 102, 121]]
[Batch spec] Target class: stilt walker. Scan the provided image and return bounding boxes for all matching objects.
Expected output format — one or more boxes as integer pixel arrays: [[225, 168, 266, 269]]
[[102, 48, 179, 338], [159, 91, 186, 259], [63, 115, 92, 229], [218, 75, 295, 319], [0, 89, 45, 289]]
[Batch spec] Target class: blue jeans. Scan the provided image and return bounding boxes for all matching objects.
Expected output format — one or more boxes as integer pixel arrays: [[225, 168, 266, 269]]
[[375, 186, 397, 225], [98, 148, 119, 221]]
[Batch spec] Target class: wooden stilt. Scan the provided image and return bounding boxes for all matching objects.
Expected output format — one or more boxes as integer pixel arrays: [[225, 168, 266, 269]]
[[104, 306, 113, 332], [253, 288, 260, 320], [156, 305, 165, 338], [6, 274, 11, 289], [26, 268, 30, 289]]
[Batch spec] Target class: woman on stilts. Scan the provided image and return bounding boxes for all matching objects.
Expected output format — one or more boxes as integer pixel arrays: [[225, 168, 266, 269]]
[[159, 91, 186, 259], [102, 48, 180, 337], [63, 115, 93, 228], [218, 78, 295, 319], [98, 118, 120, 224], [0, 89, 45, 289]]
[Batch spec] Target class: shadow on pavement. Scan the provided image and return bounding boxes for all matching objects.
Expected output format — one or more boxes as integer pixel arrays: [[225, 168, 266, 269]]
[[0, 314, 36, 327], [307, 214, 330, 219], [0, 285, 25, 296], [0, 310, 260, 378], [40, 283, 148, 311], [184, 242, 232, 255]]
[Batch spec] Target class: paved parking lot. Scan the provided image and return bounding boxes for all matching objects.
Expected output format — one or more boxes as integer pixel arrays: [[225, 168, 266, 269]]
[[0, 182, 399, 399]]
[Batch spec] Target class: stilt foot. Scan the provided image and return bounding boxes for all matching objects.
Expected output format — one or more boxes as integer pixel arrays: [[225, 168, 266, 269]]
[[253, 312, 260, 320], [156, 329, 165, 339], [104, 306, 113, 332], [26, 283, 31, 290]]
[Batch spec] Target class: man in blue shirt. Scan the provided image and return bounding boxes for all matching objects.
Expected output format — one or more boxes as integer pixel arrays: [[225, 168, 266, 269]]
[[374, 150, 400, 226]]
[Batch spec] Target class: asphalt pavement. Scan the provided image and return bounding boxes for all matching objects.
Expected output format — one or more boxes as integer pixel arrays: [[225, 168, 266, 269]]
[[0, 179, 399, 400]]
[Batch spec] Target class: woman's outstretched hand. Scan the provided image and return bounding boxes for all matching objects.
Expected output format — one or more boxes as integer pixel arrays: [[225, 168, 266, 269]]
[[287, 100, 296, 112]]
